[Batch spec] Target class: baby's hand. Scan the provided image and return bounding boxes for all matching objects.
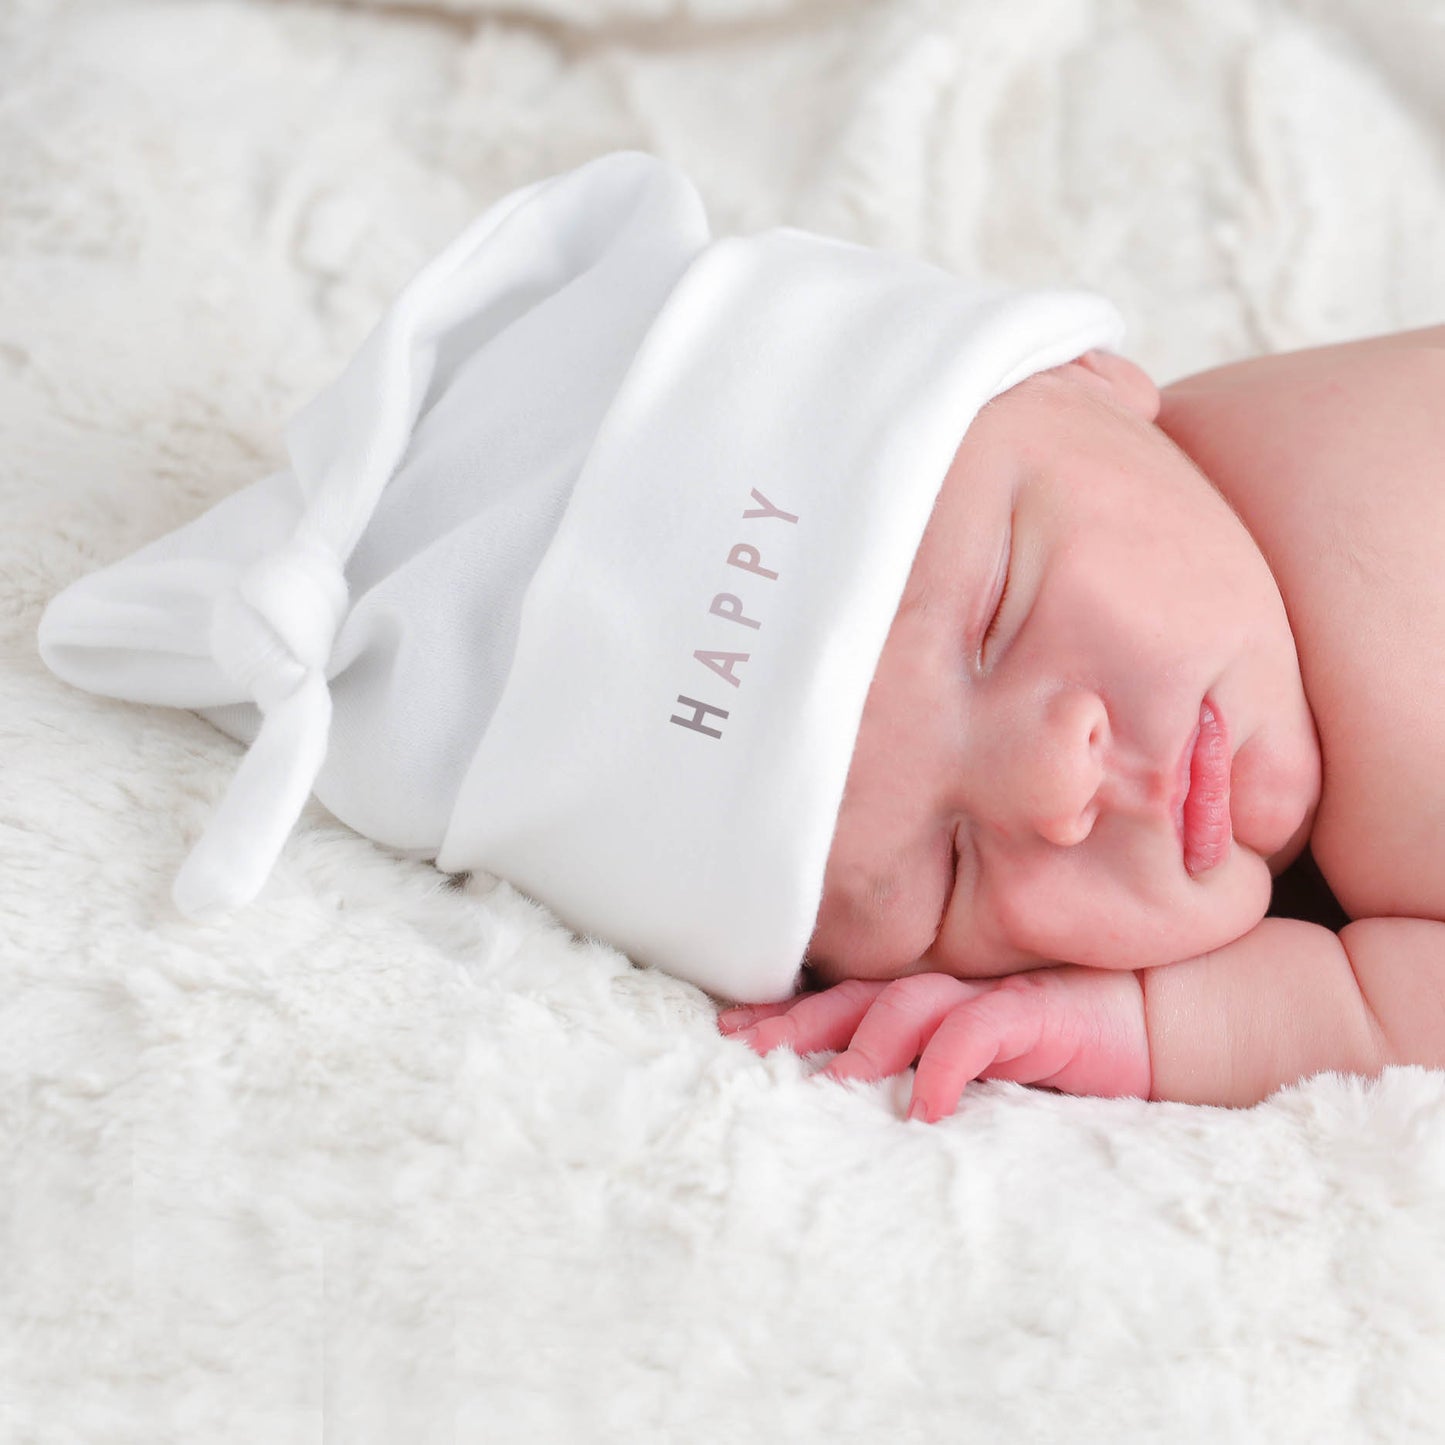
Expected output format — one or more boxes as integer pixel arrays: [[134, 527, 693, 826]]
[[718, 966, 1150, 1121]]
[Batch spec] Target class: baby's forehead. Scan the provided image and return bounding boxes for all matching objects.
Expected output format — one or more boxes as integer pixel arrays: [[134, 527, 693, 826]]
[[900, 370, 1149, 614], [900, 403, 1023, 594]]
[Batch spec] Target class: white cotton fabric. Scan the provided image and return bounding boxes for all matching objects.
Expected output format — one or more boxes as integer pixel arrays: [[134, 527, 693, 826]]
[[37, 150, 1122, 1001]]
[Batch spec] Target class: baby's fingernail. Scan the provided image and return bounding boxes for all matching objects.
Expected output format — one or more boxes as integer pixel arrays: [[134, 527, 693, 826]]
[[907, 1100, 931, 1123], [735, 1026, 759, 1048], [718, 1009, 754, 1031]]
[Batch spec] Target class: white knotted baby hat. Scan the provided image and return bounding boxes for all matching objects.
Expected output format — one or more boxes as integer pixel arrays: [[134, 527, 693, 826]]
[[38, 150, 1124, 1002]]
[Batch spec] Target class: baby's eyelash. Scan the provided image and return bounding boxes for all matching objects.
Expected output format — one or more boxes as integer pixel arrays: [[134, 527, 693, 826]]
[[982, 529, 1013, 651]]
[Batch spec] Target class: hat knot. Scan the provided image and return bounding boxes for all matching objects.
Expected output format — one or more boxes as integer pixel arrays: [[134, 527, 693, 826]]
[[170, 532, 349, 918], [210, 535, 349, 710]]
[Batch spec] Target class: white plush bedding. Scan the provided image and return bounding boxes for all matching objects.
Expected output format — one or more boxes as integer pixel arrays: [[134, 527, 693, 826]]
[[6, 0, 1445, 1438]]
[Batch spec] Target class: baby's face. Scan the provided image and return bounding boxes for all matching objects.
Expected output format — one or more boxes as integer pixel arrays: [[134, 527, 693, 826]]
[[806, 353, 1323, 985]]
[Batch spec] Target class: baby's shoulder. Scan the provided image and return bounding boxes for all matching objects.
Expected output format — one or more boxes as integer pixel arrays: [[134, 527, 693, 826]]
[[1158, 326, 1445, 461], [1160, 330, 1445, 923]]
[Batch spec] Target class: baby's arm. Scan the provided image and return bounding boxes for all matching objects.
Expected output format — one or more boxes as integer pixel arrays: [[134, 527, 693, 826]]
[[1142, 916, 1445, 1105], [719, 917, 1445, 1114]]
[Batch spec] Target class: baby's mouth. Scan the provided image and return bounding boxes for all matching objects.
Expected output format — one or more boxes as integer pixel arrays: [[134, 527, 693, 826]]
[[1176, 699, 1232, 876]]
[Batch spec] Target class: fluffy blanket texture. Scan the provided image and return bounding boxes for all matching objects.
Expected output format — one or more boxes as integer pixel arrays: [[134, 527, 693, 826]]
[[6, 0, 1445, 1439]]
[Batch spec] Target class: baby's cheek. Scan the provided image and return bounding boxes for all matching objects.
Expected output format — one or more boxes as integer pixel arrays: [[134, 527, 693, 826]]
[[1010, 864, 1265, 972], [966, 871, 1137, 974], [805, 918, 939, 985], [811, 833, 953, 983]]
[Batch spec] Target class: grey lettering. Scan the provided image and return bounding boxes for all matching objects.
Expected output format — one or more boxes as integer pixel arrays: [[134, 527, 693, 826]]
[[743, 488, 799, 524], [727, 543, 779, 580], [709, 593, 762, 630], [694, 649, 749, 687], [670, 694, 729, 739]]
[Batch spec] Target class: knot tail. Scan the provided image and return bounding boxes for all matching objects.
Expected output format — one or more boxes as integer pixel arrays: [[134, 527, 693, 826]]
[[172, 671, 333, 916]]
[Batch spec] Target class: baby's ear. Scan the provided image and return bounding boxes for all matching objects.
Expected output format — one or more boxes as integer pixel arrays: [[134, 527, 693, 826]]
[[1068, 350, 1161, 422]]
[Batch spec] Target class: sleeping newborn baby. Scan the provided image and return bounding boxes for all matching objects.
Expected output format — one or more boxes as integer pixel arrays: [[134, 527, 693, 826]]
[[720, 325, 1445, 1117], [38, 152, 1445, 1119]]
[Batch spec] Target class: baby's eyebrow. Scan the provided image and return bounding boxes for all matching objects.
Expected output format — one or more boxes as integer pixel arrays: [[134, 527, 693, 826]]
[[868, 868, 901, 912], [896, 572, 936, 620], [801, 864, 898, 986]]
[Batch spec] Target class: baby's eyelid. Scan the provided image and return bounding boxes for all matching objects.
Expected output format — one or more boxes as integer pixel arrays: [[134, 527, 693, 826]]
[[938, 818, 971, 942], [928, 824, 956, 955], [979, 515, 1014, 663]]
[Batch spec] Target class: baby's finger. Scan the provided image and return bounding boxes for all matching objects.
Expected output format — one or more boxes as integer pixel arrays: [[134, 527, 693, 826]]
[[820, 973, 980, 1083], [908, 990, 1043, 1122], [717, 1002, 794, 1034], [736, 980, 888, 1057]]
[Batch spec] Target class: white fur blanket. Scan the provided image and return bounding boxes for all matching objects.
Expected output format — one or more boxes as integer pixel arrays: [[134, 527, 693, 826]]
[[6, 1, 1445, 1439]]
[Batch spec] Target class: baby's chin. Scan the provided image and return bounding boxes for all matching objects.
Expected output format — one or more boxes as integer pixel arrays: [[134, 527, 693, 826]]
[[1263, 809, 1315, 878], [809, 843, 1281, 985], [927, 877, 1273, 981], [1233, 723, 1322, 876]]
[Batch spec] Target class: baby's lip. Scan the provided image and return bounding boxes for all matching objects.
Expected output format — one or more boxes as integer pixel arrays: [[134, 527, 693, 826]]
[[1173, 698, 1232, 875], [1170, 717, 1198, 827]]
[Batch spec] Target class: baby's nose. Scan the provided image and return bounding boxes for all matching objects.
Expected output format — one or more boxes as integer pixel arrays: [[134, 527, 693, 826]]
[[1023, 688, 1108, 848]]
